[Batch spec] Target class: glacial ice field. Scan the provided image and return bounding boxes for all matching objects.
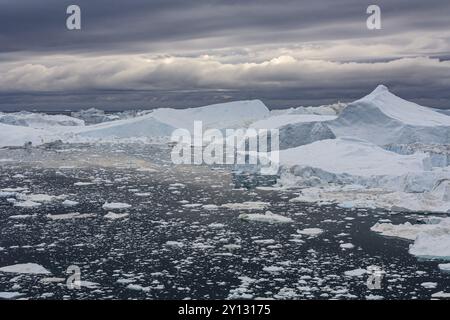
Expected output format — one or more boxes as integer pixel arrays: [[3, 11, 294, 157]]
[[0, 85, 449, 299], [0, 143, 449, 300]]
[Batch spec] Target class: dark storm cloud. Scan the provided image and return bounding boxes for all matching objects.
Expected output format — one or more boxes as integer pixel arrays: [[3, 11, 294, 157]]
[[0, 0, 449, 110], [0, 0, 448, 54]]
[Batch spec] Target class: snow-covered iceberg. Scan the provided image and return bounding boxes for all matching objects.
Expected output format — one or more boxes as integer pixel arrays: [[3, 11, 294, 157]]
[[251, 114, 336, 150], [329, 85, 450, 145], [371, 217, 450, 260], [0, 111, 84, 128], [152, 99, 269, 132], [279, 137, 430, 177], [0, 123, 56, 148], [278, 138, 450, 213], [71, 100, 269, 142]]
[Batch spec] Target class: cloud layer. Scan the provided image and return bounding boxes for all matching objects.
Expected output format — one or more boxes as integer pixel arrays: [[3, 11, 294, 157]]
[[0, 0, 449, 110]]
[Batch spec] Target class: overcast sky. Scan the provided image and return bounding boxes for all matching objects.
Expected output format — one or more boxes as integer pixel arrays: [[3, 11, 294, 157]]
[[1, 0, 450, 110]]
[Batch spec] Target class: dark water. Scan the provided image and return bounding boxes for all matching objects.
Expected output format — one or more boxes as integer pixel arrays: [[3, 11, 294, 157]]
[[0, 144, 449, 300]]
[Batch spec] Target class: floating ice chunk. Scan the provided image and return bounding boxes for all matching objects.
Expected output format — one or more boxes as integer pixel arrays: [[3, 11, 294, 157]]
[[165, 241, 184, 248], [102, 202, 132, 210], [371, 221, 430, 240], [409, 230, 450, 260], [344, 268, 367, 277], [421, 282, 437, 289], [202, 204, 219, 210], [9, 214, 36, 219], [62, 200, 79, 207], [21, 194, 57, 203], [1, 187, 28, 193], [134, 192, 151, 197], [182, 203, 202, 208], [239, 211, 293, 224], [365, 294, 384, 300], [79, 281, 100, 289], [74, 182, 94, 186], [208, 223, 225, 229], [40, 277, 66, 284], [126, 284, 150, 292], [297, 228, 324, 236], [47, 213, 96, 220], [263, 266, 284, 273], [438, 263, 450, 272], [338, 201, 354, 209], [372, 218, 450, 260], [0, 263, 51, 275], [136, 167, 157, 172], [0, 192, 17, 198], [222, 201, 270, 210], [169, 183, 185, 188], [431, 291, 450, 299], [340, 243, 355, 249], [14, 200, 41, 208], [104, 212, 129, 220], [0, 292, 25, 299]]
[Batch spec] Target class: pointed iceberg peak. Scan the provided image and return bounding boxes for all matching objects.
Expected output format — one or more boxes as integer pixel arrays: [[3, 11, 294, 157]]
[[370, 84, 390, 95]]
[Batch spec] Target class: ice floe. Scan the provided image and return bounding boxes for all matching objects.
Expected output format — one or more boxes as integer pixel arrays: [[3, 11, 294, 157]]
[[102, 202, 132, 210], [0, 263, 51, 275], [238, 211, 293, 224]]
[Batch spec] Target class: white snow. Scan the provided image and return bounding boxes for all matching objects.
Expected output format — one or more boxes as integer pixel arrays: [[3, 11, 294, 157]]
[[0, 263, 51, 275], [238, 211, 293, 224]]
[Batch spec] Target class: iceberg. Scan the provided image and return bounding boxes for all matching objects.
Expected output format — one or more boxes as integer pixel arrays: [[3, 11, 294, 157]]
[[371, 217, 450, 260], [329, 85, 450, 145], [0, 111, 84, 128]]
